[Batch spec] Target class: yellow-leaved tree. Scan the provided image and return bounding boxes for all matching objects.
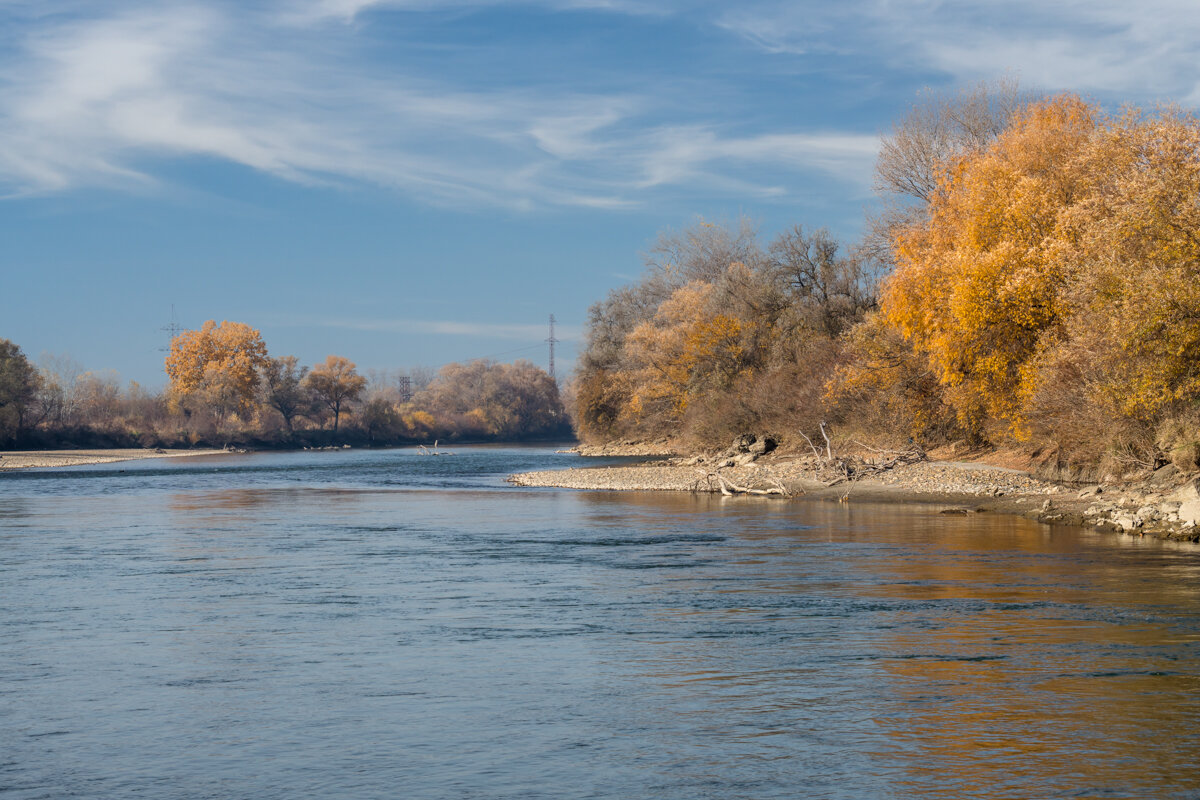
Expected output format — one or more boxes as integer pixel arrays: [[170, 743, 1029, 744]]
[[165, 320, 269, 423], [1053, 108, 1200, 418], [303, 355, 367, 434], [882, 95, 1099, 438]]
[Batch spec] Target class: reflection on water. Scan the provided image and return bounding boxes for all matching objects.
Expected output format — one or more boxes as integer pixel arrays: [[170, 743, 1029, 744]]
[[2, 447, 1199, 799]]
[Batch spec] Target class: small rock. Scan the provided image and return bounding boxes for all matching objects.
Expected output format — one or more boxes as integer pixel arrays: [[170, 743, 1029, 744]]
[[1170, 479, 1200, 527], [1148, 463, 1180, 487], [1113, 514, 1142, 531], [748, 436, 778, 456], [731, 434, 757, 453]]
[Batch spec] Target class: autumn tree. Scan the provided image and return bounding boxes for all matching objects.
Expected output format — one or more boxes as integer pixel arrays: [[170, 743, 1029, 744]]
[[847, 90, 1200, 469], [165, 320, 269, 423], [1048, 108, 1200, 420], [574, 219, 875, 447], [418, 359, 567, 439], [359, 397, 403, 442], [1024, 107, 1200, 468], [880, 95, 1099, 437], [304, 355, 366, 434], [261, 355, 310, 435]]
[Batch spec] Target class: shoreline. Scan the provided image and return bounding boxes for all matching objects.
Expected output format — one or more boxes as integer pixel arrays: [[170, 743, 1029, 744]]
[[510, 452, 1200, 544], [0, 448, 230, 471]]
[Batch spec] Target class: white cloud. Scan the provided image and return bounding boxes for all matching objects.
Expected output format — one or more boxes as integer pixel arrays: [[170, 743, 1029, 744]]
[[720, 0, 1200, 105], [633, 127, 878, 193], [0, 2, 881, 206]]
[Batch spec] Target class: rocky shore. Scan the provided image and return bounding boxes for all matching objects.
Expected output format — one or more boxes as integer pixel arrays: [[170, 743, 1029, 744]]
[[511, 438, 1200, 544]]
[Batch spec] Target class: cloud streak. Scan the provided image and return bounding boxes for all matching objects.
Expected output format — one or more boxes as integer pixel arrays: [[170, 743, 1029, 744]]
[[302, 316, 581, 342], [719, 0, 1200, 104], [0, 1, 879, 208]]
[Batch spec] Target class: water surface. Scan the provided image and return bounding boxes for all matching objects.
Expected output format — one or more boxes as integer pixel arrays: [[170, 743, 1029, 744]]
[[3, 447, 1199, 799]]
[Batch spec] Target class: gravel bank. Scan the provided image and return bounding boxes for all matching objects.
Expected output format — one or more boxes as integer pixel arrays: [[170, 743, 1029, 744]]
[[511, 452, 1200, 544], [0, 448, 229, 471]]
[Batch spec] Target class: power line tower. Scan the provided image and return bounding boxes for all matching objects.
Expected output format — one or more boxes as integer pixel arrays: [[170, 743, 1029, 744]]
[[398, 374, 412, 403], [546, 314, 559, 380], [159, 304, 183, 353]]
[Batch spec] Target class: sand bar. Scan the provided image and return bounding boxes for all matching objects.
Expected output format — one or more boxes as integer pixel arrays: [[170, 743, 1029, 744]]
[[0, 448, 229, 471]]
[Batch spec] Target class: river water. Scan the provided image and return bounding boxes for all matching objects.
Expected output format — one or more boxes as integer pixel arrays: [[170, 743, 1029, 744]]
[[2, 446, 1199, 799]]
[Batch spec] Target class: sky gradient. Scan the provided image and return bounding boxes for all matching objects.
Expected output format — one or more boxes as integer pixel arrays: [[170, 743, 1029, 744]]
[[3, 0, 1197, 385]]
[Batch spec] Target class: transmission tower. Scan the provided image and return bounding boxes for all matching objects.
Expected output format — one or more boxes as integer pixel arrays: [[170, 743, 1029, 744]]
[[546, 314, 559, 380], [398, 375, 412, 403], [159, 304, 183, 353]]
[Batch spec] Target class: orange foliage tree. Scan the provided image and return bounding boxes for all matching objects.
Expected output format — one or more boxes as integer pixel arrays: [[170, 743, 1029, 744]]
[[863, 93, 1200, 467], [303, 355, 367, 434], [881, 96, 1099, 437], [165, 320, 269, 422]]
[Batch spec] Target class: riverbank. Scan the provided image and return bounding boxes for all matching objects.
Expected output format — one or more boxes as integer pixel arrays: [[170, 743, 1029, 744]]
[[0, 448, 229, 471], [511, 447, 1200, 543]]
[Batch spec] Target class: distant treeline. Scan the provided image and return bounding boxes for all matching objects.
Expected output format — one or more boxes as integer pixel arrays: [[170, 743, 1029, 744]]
[[0, 326, 570, 449], [573, 81, 1200, 476]]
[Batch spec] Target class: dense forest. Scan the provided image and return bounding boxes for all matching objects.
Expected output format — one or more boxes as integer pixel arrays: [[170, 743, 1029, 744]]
[[0, 324, 569, 449], [574, 82, 1200, 477]]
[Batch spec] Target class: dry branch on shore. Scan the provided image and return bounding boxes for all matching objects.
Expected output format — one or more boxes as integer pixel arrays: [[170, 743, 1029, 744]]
[[694, 466, 793, 497]]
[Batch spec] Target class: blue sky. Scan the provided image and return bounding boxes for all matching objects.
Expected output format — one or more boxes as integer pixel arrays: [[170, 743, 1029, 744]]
[[3, 0, 1198, 386]]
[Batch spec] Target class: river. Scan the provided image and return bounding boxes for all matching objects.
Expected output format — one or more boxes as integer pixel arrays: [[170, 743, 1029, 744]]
[[2, 446, 1199, 799]]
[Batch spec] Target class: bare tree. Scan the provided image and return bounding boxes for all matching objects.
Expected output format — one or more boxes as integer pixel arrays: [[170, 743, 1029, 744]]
[[262, 356, 310, 435], [875, 77, 1027, 205], [768, 226, 879, 337], [644, 215, 766, 287]]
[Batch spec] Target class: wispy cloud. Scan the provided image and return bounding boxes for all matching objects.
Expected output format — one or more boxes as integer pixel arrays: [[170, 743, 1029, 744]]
[[286, 0, 670, 25], [301, 316, 580, 341], [0, 1, 879, 207], [719, 0, 1200, 104], [634, 127, 878, 192]]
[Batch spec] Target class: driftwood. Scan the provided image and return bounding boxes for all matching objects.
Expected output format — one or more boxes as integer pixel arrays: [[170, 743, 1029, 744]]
[[788, 430, 926, 486], [846, 446, 925, 478], [694, 466, 793, 498], [418, 440, 454, 456], [819, 421, 834, 460], [797, 430, 822, 460]]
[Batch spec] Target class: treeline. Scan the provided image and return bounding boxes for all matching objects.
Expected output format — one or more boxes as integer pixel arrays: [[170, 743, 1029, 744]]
[[0, 324, 569, 449], [575, 82, 1200, 476], [573, 220, 876, 445]]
